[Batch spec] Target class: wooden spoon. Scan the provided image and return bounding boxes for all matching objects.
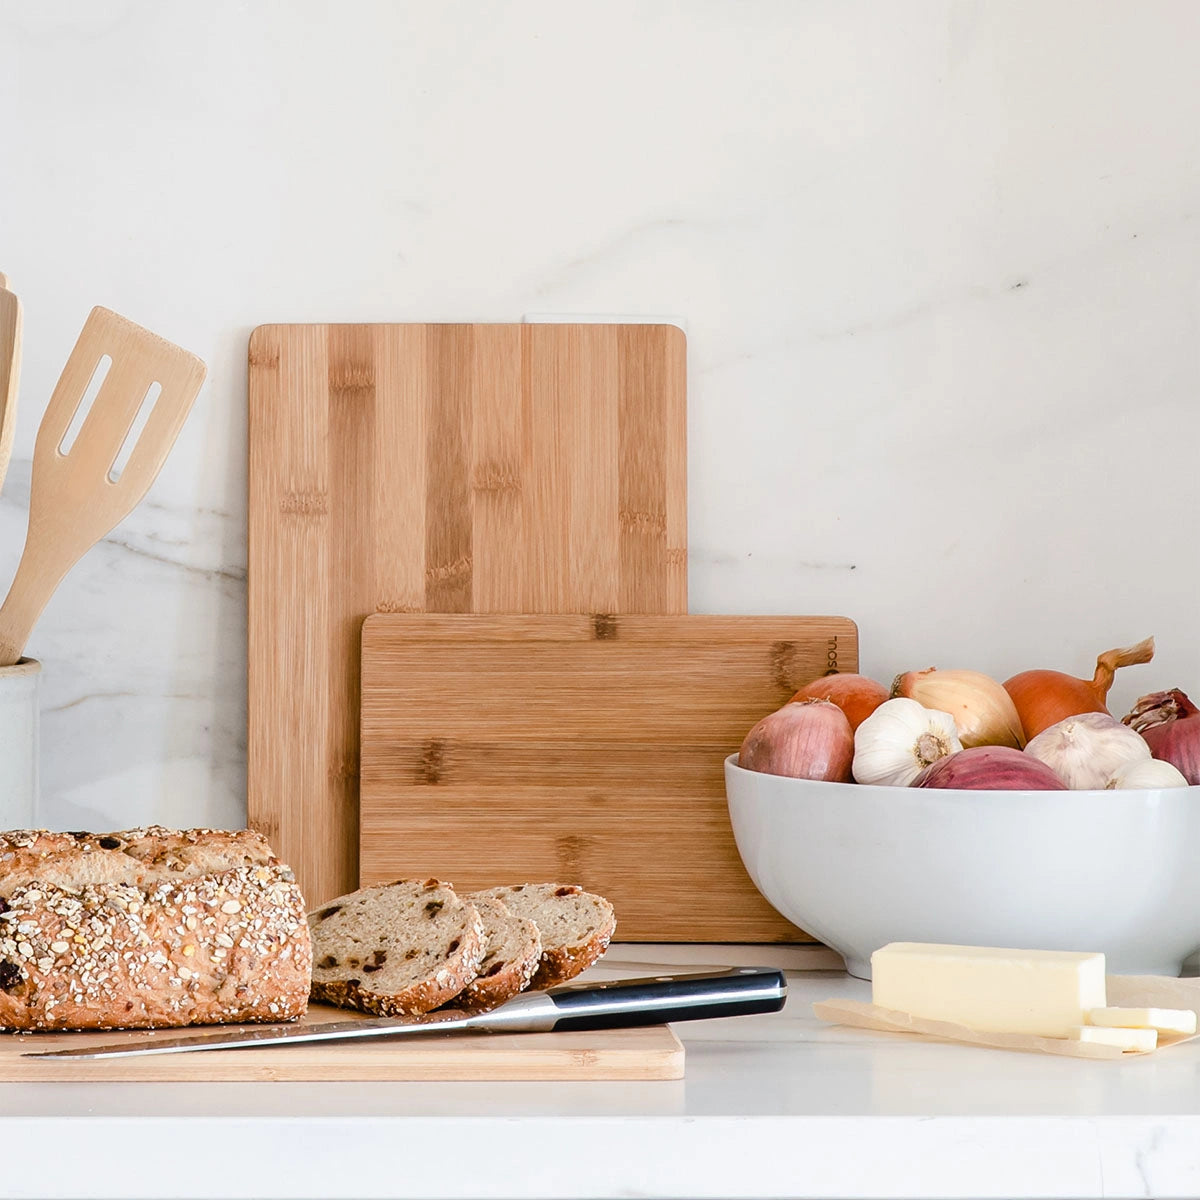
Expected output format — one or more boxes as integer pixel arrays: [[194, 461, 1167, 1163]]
[[0, 273, 22, 494], [0, 306, 206, 665]]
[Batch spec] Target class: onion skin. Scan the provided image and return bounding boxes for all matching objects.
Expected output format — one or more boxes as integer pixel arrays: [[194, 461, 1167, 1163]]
[[1004, 636, 1155, 740], [790, 674, 889, 732], [738, 699, 854, 782], [1123, 689, 1200, 785], [892, 667, 1025, 749], [912, 746, 1068, 790]]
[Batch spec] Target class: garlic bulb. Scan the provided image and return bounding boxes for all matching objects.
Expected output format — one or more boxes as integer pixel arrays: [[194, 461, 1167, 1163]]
[[1106, 758, 1189, 789], [1025, 712, 1150, 789], [853, 697, 963, 786]]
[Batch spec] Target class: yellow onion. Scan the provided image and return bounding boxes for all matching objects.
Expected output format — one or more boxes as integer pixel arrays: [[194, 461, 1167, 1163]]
[[790, 674, 889, 732], [1004, 636, 1155, 740], [892, 667, 1025, 748]]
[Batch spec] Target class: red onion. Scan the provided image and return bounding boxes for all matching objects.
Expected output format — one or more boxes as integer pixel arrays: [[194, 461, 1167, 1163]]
[[912, 746, 1068, 790], [1123, 689, 1200, 784], [738, 699, 854, 782]]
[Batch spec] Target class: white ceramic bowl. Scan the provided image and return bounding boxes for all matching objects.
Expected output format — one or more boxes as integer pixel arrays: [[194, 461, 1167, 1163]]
[[725, 754, 1200, 979]]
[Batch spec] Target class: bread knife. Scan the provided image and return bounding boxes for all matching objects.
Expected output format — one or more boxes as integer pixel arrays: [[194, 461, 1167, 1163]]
[[25, 966, 787, 1060]]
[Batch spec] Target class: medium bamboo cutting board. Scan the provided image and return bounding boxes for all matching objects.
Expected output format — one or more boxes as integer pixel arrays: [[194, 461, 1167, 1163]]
[[0, 1008, 683, 1082], [248, 324, 687, 907], [360, 613, 859, 942]]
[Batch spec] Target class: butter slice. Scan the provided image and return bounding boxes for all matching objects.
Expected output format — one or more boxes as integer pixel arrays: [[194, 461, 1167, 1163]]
[[1087, 1007, 1197, 1036], [871, 942, 1106, 1037], [1071, 1025, 1157, 1052]]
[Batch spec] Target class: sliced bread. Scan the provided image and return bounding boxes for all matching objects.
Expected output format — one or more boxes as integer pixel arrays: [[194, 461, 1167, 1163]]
[[474, 883, 616, 989], [447, 894, 542, 1012], [308, 879, 485, 1016]]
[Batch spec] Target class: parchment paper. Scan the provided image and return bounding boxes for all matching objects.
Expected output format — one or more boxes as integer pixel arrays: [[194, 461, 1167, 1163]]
[[813, 975, 1200, 1059]]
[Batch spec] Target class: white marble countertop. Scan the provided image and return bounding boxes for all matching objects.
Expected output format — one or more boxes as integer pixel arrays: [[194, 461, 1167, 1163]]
[[6, 943, 1200, 1200]]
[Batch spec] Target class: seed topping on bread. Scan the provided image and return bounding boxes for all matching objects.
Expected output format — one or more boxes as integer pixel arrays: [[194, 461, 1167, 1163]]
[[0, 857, 310, 1030]]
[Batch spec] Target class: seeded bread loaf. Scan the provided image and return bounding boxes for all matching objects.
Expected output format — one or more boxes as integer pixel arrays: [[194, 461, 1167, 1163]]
[[447, 894, 542, 1012], [0, 827, 312, 1031], [309, 880, 486, 1016], [475, 883, 615, 989]]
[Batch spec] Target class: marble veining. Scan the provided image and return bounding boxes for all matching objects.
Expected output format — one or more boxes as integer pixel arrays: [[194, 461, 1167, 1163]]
[[0, 0, 1199, 839]]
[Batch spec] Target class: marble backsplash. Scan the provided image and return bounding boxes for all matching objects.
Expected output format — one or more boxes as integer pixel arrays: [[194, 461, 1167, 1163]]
[[2, 0, 1198, 831]]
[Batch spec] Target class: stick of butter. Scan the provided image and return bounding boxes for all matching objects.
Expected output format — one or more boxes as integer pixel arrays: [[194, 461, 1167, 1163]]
[[1071, 1025, 1157, 1052], [871, 942, 1106, 1037], [1087, 1007, 1197, 1036]]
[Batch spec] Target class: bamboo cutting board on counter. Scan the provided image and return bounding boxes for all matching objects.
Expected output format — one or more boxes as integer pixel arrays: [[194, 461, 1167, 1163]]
[[0, 1010, 683, 1082], [360, 613, 859, 942], [248, 324, 687, 908]]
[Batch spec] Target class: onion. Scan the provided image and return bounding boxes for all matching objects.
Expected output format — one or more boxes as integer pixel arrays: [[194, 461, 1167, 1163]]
[[1003, 636, 1155, 740], [1024, 712, 1149, 789], [738, 699, 854, 782], [892, 668, 1025, 748], [1123, 689, 1200, 785], [912, 746, 1067, 790], [790, 674, 889, 732]]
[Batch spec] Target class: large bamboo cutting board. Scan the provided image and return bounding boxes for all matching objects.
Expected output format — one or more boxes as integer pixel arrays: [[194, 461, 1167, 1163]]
[[0, 1008, 683, 1082], [360, 613, 859, 942], [248, 324, 687, 907]]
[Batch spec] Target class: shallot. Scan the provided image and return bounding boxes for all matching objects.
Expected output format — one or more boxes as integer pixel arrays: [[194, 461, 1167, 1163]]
[[912, 746, 1067, 790], [1123, 689, 1200, 785], [1003, 636, 1155, 740], [1024, 712, 1149, 789], [852, 697, 962, 787], [892, 667, 1024, 748], [738, 699, 854, 782], [790, 674, 889, 732]]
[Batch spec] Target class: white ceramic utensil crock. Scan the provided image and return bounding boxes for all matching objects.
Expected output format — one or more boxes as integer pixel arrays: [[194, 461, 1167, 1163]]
[[0, 658, 39, 828]]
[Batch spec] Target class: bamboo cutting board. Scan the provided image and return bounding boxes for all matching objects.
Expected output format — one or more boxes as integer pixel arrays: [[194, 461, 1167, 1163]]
[[248, 324, 687, 907], [0, 1008, 683, 1082], [360, 613, 859, 942]]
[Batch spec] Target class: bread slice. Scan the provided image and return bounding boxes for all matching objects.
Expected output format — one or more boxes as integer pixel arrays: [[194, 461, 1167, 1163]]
[[447, 894, 542, 1012], [474, 884, 615, 989], [308, 880, 485, 1016]]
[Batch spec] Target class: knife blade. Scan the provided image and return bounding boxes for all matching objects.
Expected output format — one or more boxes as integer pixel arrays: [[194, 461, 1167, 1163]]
[[25, 967, 787, 1060]]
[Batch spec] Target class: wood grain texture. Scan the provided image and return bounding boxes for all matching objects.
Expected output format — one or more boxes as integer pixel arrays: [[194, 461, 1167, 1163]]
[[360, 614, 859, 942], [0, 276, 21, 497], [0, 1006, 683, 1082], [248, 324, 687, 907]]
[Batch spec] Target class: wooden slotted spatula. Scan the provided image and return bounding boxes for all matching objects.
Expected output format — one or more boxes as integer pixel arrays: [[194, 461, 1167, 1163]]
[[0, 273, 21, 494], [0, 306, 206, 665]]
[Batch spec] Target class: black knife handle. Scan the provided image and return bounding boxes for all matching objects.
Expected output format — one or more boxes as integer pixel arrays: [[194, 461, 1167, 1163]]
[[546, 967, 787, 1031]]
